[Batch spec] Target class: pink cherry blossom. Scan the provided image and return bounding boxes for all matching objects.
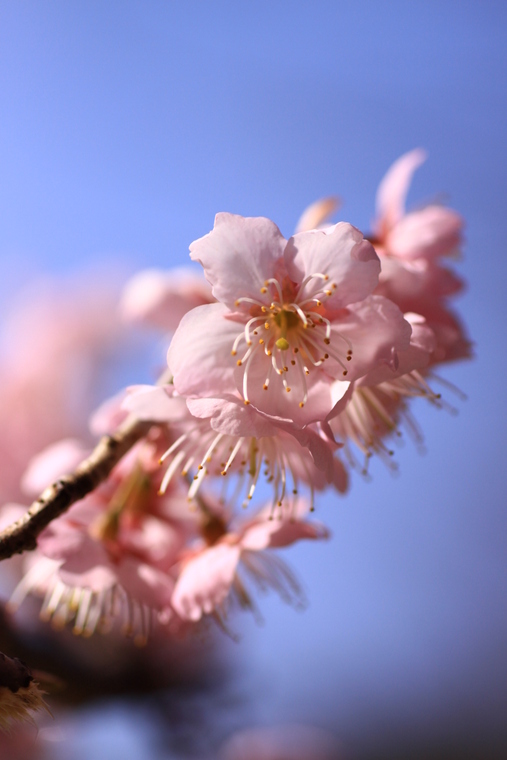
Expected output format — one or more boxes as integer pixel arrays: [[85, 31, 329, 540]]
[[171, 500, 329, 622], [123, 384, 349, 511], [169, 213, 411, 426]]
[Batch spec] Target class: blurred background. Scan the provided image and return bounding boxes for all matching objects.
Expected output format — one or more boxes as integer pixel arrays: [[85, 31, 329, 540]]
[[0, 1, 506, 758]]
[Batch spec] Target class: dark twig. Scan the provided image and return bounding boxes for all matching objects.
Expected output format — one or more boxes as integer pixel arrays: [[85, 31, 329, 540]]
[[0, 416, 152, 562]]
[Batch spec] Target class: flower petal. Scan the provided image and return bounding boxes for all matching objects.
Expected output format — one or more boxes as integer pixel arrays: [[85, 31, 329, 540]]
[[240, 514, 329, 551], [189, 213, 287, 310], [388, 206, 463, 260], [122, 385, 189, 422], [172, 544, 241, 621], [329, 296, 412, 382], [168, 303, 240, 397], [375, 148, 427, 232], [285, 223, 380, 309]]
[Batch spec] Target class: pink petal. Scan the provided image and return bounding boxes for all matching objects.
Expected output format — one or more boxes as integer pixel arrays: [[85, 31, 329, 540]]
[[189, 213, 287, 310], [122, 385, 189, 422], [116, 558, 175, 608], [358, 315, 435, 386], [172, 543, 241, 621], [295, 196, 340, 233], [22, 438, 90, 496], [285, 223, 380, 309], [240, 515, 329, 551], [329, 295, 412, 382], [168, 303, 240, 397], [59, 563, 117, 593], [375, 148, 427, 232], [120, 267, 213, 331], [388, 206, 463, 260], [186, 396, 281, 438]]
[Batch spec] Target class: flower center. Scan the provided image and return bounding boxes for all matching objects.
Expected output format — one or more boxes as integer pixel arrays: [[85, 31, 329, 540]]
[[231, 275, 353, 407]]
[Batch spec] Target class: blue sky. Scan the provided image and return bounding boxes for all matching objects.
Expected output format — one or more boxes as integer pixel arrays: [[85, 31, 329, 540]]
[[1, 2, 506, 756]]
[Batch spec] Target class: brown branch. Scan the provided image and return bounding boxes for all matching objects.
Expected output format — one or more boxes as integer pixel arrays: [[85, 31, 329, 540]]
[[0, 416, 152, 562]]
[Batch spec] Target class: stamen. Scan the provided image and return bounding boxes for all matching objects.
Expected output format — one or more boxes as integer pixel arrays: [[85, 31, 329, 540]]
[[264, 278, 284, 303], [221, 438, 244, 475]]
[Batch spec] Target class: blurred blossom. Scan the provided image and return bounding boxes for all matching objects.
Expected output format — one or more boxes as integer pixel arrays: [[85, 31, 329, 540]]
[[220, 724, 342, 760]]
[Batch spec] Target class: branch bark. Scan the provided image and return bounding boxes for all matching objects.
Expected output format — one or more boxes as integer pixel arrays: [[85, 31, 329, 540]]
[[0, 416, 152, 562]]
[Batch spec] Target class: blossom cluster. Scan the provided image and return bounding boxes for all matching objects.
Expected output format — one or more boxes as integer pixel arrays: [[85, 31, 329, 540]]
[[1, 150, 470, 641]]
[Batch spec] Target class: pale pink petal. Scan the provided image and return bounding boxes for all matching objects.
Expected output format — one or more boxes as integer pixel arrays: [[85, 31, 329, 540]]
[[59, 562, 117, 593], [120, 267, 213, 331], [358, 315, 435, 386], [21, 438, 90, 496], [235, 356, 338, 428], [240, 515, 329, 551], [330, 296, 412, 381], [295, 196, 340, 233], [89, 391, 128, 435], [388, 206, 463, 260], [189, 213, 287, 310], [122, 385, 189, 422], [116, 558, 175, 608], [375, 148, 427, 232], [168, 303, 240, 396], [172, 543, 241, 621], [285, 223, 380, 309], [186, 396, 281, 438]]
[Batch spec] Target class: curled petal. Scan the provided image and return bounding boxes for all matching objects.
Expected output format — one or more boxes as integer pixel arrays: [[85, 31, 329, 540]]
[[240, 515, 329, 551], [295, 196, 340, 232], [375, 148, 427, 232]]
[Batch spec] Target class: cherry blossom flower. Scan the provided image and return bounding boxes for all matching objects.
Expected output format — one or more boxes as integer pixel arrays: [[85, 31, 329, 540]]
[[171, 500, 329, 623], [123, 384, 349, 511], [8, 436, 194, 642], [169, 213, 412, 427]]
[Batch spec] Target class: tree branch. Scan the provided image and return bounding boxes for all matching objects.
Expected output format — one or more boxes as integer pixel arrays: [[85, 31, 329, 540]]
[[0, 416, 152, 562]]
